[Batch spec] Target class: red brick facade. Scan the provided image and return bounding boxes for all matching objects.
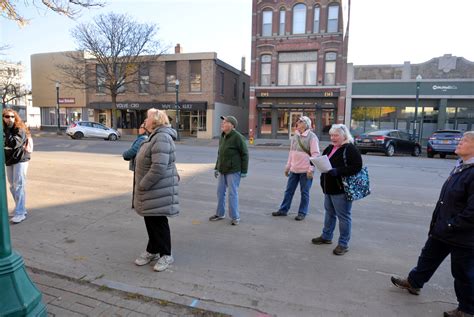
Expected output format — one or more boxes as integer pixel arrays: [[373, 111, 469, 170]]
[[250, 0, 348, 139]]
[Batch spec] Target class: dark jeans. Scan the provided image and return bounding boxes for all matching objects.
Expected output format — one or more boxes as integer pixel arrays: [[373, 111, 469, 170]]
[[278, 172, 313, 216], [144, 216, 171, 256], [408, 237, 474, 314]]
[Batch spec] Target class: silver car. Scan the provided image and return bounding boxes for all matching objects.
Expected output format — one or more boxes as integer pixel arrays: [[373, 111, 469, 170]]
[[66, 121, 121, 141]]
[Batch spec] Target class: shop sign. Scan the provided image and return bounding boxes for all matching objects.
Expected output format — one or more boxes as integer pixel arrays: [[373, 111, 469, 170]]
[[117, 103, 140, 109], [257, 91, 340, 98], [59, 98, 75, 104], [432, 85, 458, 92]]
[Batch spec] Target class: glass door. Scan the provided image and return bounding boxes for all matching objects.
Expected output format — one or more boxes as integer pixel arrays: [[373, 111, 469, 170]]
[[289, 111, 303, 138]]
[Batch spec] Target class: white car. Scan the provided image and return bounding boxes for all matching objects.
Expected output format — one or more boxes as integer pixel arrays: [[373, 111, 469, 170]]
[[66, 121, 121, 141]]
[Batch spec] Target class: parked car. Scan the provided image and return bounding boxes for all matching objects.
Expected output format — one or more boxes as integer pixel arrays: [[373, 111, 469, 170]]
[[66, 121, 121, 141], [354, 129, 421, 157], [426, 130, 462, 158]]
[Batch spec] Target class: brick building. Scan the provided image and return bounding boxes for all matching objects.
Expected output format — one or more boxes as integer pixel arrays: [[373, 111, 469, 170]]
[[249, 0, 349, 140], [31, 45, 250, 138]]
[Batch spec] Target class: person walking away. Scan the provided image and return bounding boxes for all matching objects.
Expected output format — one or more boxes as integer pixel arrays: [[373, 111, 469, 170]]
[[311, 124, 362, 255], [391, 131, 474, 317], [272, 116, 320, 221], [209, 115, 249, 226], [123, 121, 149, 208], [3, 109, 31, 224], [133, 109, 179, 272]]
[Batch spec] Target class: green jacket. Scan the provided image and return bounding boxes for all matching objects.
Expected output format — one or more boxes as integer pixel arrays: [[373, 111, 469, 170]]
[[215, 129, 249, 174]]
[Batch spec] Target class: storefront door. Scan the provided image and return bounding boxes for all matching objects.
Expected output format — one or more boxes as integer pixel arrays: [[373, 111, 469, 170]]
[[289, 111, 303, 138]]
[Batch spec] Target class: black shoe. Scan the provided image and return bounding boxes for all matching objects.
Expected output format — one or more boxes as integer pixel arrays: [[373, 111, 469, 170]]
[[311, 236, 332, 245], [333, 245, 349, 255], [443, 309, 474, 317], [272, 211, 287, 216], [295, 214, 305, 221], [390, 276, 420, 295]]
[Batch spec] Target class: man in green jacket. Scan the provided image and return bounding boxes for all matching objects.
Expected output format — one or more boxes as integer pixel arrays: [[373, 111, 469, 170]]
[[209, 115, 249, 225]]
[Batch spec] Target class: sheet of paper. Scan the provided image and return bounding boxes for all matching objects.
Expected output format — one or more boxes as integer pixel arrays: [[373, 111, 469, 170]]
[[310, 155, 332, 173]]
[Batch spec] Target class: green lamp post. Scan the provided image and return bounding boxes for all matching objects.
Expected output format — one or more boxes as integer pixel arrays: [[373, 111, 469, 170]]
[[0, 119, 46, 316]]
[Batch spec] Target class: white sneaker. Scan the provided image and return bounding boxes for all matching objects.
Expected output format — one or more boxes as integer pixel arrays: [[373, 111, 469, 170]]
[[134, 251, 159, 266], [11, 214, 26, 224], [153, 255, 174, 272]]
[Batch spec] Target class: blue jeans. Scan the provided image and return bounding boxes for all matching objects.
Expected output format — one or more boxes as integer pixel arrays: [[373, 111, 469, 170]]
[[6, 162, 29, 217], [408, 237, 474, 314], [278, 172, 313, 216], [216, 172, 241, 220], [321, 194, 352, 248]]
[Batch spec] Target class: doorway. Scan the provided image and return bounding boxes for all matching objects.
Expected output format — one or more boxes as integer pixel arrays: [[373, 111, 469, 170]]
[[289, 111, 303, 138]]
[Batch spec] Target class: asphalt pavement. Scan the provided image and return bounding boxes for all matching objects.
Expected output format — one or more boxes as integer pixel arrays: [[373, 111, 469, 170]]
[[6, 136, 460, 316]]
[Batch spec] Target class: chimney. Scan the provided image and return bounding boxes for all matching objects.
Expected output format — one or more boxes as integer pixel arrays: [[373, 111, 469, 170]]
[[175, 43, 182, 54], [241, 56, 246, 73]]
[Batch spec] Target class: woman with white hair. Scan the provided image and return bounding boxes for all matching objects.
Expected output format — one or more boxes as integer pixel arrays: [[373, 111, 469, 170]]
[[133, 108, 180, 272], [311, 124, 362, 255]]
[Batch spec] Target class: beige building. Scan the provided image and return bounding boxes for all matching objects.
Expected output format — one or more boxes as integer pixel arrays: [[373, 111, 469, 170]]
[[31, 46, 250, 138]]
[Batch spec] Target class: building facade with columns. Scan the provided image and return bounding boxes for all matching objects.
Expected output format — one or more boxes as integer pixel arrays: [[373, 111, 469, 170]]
[[31, 45, 249, 138], [249, 0, 349, 140], [347, 54, 474, 143]]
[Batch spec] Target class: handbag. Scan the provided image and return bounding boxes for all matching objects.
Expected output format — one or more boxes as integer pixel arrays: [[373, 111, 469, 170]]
[[341, 147, 371, 201]]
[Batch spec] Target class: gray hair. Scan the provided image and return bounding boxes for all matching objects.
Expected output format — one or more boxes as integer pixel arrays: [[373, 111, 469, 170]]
[[463, 131, 474, 141], [329, 124, 354, 144]]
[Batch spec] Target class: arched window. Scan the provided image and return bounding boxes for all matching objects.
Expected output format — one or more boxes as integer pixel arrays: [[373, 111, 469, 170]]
[[262, 9, 273, 36], [279, 8, 286, 35], [324, 52, 337, 85], [292, 3, 306, 34], [260, 54, 272, 86], [313, 5, 320, 33], [327, 4, 339, 33]]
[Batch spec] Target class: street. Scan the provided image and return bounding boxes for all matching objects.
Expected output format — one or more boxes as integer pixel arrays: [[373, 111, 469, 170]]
[[8, 136, 459, 316]]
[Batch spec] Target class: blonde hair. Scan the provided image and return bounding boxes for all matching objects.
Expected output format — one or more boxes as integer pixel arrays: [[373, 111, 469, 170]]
[[147, 108, 170, 129], [329, 124, 354, 144]]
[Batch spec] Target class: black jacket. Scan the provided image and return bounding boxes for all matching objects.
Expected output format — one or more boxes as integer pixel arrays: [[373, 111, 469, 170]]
[[3, 126, 30, 166], [320, 143, 362, 195], [429, 164, 474, 249]]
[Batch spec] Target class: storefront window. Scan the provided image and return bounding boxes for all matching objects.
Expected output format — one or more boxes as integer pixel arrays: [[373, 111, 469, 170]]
[[260, 109, 272, 135], [420, 107, 438, 139], [277, 110, 289, 135]]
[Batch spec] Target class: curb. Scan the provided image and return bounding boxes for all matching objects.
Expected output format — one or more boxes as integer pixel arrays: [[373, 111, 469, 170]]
[[27, 265, 231, 317]]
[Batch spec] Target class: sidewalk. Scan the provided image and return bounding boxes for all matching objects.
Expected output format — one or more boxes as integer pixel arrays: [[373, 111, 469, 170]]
[[30, 129, 330, 150], [28, 267, 228, 317]]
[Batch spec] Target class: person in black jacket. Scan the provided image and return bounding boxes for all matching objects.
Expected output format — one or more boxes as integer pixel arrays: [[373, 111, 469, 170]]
[[3, 108, 31, 224], [311, 124, 362, 255], [391, 131, 474, 317]]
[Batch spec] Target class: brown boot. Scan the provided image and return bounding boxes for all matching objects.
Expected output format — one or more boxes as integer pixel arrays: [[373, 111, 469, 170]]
[[444, 309, 474, 317], [390, 276, 420, 295]]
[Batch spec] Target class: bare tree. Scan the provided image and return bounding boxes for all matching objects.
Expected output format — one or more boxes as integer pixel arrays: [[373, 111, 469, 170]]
[[58, 12, 165, 128], [0, 67, 29, 109], [1, 0, 104, 26]]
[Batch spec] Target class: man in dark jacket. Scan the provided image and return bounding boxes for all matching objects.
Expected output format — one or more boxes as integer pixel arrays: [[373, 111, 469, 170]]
[[209, 115, 249, 225], [391, 131, 474, 317], [3, 108, 30, 224]]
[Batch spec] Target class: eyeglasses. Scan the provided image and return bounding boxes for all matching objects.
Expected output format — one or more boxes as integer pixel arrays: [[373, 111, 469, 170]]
[[3, 115, 15, 119]]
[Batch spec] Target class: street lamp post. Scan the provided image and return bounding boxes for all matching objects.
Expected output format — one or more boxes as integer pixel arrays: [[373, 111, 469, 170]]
[[0, 121, 47, 315], [175, 79, 180, 141], [56, 81, 61, 135], [413, 75, 422, 142]]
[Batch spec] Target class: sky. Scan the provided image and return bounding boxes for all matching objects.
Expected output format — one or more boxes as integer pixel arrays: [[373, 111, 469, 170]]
[[2, 0, 474, 86]]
